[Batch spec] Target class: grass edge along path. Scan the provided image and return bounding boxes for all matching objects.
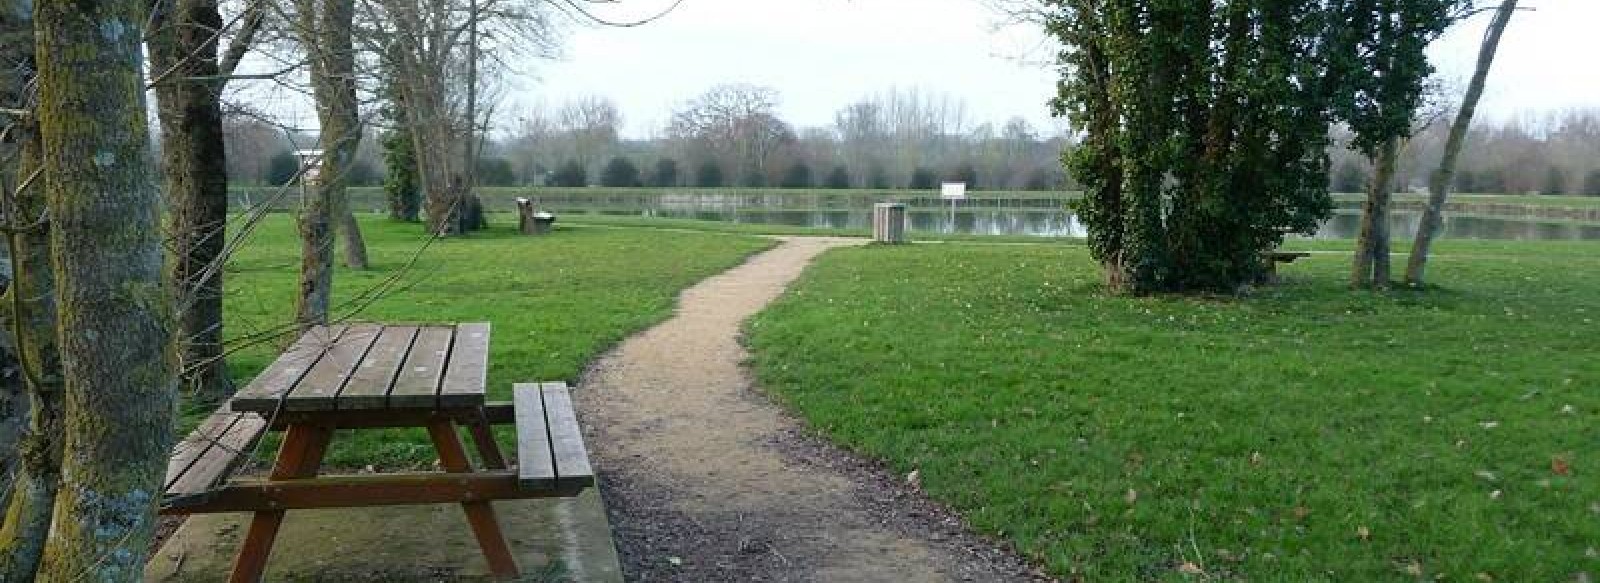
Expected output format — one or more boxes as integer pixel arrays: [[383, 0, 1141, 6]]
[[746, 240, 1598, 582]]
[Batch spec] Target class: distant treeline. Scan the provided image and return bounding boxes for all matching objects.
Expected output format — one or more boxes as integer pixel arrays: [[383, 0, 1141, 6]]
[[219, 87, 1600, 196], [1329, 109, 1600, 195]]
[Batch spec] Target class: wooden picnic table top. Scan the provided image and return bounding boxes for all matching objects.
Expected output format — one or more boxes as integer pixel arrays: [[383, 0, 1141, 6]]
[[231, 322, 491, 414]]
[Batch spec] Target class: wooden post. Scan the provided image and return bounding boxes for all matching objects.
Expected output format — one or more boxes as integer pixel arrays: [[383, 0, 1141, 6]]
[[872, 203, 906, 244]]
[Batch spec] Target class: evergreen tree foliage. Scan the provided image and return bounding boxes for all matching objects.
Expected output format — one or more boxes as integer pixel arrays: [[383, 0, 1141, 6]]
[[866, 164, 891, 189], [1046, 0, 1460, 293], [601, 156, 642, 187], [908, 167, 938, 190], [742, 168, 768, 188], [1582, 169, 1600, 196], [651, 158, 680, 186], [475, 157, 516, 186], [780, 162, 813, 188], [1332, 160, 1369, 193], [381, 131, 420, 219], [695, 161, 725, 187], [945, 163, 977, 188], [549, 160, 588, 187], [1453, 168, 1477, 193], [266, 150, 300, 186], [1541, 165, 1566, 195], [824, 165, 851, 189]]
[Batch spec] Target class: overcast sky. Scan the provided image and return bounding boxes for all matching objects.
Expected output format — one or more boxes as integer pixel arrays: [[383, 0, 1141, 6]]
[[506, 0, 1598, 139]]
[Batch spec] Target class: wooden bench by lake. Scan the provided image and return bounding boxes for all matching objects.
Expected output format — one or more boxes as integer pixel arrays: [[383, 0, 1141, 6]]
[[1259, 250, 1312, 283], [160, 323, 593, 582]]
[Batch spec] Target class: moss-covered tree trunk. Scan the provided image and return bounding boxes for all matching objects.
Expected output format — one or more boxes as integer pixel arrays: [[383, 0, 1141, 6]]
[[1351, 137, 1399, 289], [147, 0, 233, 403], [293, 0, 362, 326], [31, 0, 177, 576], [1407, 0, 1518, 286]]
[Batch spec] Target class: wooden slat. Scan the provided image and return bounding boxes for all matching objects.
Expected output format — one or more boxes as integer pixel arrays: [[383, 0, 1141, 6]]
[[231, 325, 349, 413], [540, 382, 594, 487], [283, 323, 382, 411], [162, 471, 584, 515], [337, 325, 419, 410], [165, 412, 269, 497], [513, 383, 556, 489], [438, 322, 490, 408], [389, 326, 453, 408], [165, 409, 244, 491]]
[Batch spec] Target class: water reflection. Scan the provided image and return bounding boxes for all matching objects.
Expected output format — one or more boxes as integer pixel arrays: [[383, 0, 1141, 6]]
[[572, 205, 1600, 241]]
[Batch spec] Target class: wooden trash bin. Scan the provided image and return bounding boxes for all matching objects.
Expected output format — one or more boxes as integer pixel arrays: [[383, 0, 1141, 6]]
[[872, 203, 907, 244]]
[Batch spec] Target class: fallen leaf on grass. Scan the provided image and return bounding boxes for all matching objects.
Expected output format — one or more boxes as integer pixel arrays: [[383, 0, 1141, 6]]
[[1553, 455, 1572, 476], [1176, 561, 1205, 575], [1356, 526, 1370, 541], [1399, 560, 1424, 577]]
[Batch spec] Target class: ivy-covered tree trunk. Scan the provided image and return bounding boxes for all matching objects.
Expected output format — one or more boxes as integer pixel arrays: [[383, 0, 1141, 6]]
[[31, 0, 177, 575], [148, 0, 233, 403], [382, 129, 421, 221], [1048, 1, 1454, 294], [1048, 1, 1344, 293], [1351, 137, 1399, 288], [294, 0, 362, 326], [1407, 0, 1518, 285], [0, 114, 66, 583]]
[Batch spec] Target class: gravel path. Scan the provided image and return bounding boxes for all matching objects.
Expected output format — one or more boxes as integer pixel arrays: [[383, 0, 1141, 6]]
[[575, 237, 1048, 583]]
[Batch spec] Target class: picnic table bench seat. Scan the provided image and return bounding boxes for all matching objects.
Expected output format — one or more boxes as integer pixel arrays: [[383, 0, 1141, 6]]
[[514, 382, 594, 489], [155, 322, 596, 582], [163, 407, 269, 504]]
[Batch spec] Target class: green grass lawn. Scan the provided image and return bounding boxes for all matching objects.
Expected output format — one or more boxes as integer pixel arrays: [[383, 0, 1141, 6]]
[[746, 239, 1599, 581], [215, 214, 771, 466]]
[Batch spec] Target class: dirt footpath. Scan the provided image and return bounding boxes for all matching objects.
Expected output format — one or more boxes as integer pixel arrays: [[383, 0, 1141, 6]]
[[575, 237, 1048, 583]]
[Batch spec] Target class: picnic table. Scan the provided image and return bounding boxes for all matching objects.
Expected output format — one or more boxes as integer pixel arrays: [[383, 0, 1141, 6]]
[[160, 322, 594, 582]]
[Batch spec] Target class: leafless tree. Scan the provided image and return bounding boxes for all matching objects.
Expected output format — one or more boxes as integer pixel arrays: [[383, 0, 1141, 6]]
[[668, 84, 796, 186], [1407, 0, 1520, 285]]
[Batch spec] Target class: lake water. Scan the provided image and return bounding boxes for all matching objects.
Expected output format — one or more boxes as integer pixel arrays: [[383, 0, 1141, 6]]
[[318, 189, 1600, 241], [558, 204, 1600, 241]]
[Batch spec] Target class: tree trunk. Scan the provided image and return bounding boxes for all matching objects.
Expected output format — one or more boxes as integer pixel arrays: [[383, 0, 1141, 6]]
[[1406, 0, 1518, 286], [294, 0, 362, 326], [0, 110, 65, 583], [31, 0, 177, 575], [1352, 138, 1399, 288], [148, 0, 234, 404], [339, 208, 368, 269]]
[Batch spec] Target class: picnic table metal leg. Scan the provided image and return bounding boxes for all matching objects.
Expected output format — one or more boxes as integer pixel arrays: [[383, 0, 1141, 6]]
[[466, 408, 508, 470], [228, 423, 333, 583], [427, 418, 519, 579]]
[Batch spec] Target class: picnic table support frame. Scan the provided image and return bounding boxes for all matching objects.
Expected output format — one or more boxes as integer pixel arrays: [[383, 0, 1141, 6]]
[[229, 424, 333, 583], [427, 418, 519, 578], [222, 416, 521, 582]]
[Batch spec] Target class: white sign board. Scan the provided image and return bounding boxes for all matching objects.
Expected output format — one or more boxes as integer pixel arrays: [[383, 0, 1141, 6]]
[[940, 182, 967, 200]]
